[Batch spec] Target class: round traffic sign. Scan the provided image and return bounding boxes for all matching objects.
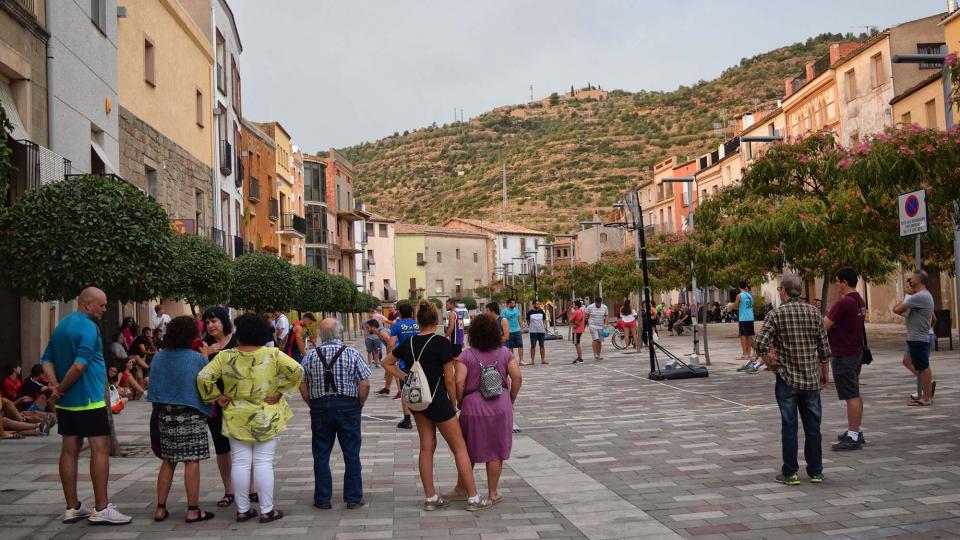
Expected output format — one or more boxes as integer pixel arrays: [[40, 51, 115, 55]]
[[905, 194, 920, 218]]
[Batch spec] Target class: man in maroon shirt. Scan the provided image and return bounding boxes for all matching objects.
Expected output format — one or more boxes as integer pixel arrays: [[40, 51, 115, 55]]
[[823, 266, 866, 451]]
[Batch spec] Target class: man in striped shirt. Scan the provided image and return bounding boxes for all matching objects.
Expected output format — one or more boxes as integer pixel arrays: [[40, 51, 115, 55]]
[[753, 272, 831, 487], [299, 318, 371, 510]]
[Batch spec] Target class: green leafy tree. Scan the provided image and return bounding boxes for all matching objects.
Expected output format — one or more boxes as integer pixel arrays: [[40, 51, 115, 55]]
[[291, 264, 329, 313], [460, 296, 478, 310], [323, 275, 357, 313], [164, 234, 232, 312], [230, 251, 294, 312], [0, 174, 173, 302], [549, 92, 560, 107]]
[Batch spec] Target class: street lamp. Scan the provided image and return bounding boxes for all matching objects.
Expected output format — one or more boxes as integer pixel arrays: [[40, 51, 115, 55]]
[[892, 52, 959, 336], [579, 219, 604, 299], [524, 250, 539, 301], [661, 176, 703, 364], [555, 233, 577, 302]]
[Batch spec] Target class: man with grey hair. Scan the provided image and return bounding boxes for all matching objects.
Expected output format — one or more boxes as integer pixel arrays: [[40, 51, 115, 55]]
[[753, 273, 831, 486], [299, 318, 371, 510]]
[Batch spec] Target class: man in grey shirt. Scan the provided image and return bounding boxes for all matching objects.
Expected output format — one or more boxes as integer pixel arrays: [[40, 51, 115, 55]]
[[894, 270, 935, 406]]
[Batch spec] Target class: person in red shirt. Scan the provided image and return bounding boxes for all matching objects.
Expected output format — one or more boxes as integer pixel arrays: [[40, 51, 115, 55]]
[[569, 300, 586, 364], [823, 266, 866, 451]]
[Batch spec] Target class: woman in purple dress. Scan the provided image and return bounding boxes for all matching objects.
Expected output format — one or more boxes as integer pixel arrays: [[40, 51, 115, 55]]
[[453, 313, 522, 505]]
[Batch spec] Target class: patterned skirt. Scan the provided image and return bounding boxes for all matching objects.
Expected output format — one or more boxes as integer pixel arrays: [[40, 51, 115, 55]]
[[157, 404, 210, 462]]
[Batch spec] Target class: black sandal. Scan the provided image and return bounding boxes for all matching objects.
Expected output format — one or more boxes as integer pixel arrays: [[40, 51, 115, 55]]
[[153, 503, 168, 522], [185, 505, 214, 523], [236, 509, 257, 522], [259, 509, 284, 523], [249, 492, 259, 503], [217, 493, 234, 508]]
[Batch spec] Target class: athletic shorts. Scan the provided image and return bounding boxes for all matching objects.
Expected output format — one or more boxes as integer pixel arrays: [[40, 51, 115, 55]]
[[56, 406, 110, 438], [529, 333, 545, 347], [364, 337, 383, 353], [907, 340, 931, 372], [621, 320, 638, 328], [738, 321, 755, 337], [831, 355, 862, 400], [572, 332, 583, 345], [589, 326, 604, 341], [507, 331, 523, 349], [451, 343, 463, 357]]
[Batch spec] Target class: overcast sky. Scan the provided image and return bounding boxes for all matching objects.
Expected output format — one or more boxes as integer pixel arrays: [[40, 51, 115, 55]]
[[231, 0, 947, 152]]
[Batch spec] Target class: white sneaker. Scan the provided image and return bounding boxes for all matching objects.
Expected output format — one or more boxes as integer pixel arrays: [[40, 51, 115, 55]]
[[62, 503, 92, 524], [88, 503, 132, 525]]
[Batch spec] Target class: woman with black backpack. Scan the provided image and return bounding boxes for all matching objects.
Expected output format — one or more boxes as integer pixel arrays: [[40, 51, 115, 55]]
[[451, 313, 522, 507], [382, 300, 491, 512]]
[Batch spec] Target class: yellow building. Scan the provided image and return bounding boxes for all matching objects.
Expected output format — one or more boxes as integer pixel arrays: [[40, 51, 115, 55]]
[[890, 73, 947, 129]]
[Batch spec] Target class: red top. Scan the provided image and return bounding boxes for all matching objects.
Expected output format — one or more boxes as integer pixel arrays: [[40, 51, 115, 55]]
[[570, 309, 586, 333], [826, 291, 865, 358], [2, 375, 22, 400]]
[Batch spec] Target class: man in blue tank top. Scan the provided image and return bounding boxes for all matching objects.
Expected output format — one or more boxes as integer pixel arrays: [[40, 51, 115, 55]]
[[733, 281, 757, 372]]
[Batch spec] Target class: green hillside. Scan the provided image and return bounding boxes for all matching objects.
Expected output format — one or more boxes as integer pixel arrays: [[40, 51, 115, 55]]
[[338, 33, 868, 233]]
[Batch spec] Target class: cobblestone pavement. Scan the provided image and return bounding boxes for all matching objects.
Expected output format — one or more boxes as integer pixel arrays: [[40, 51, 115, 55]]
[[2, 323, 959, 539]]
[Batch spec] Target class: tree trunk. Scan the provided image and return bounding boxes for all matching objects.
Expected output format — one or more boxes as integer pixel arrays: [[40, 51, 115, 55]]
[[820, 271, 831, 315], [105, 385, 120, 457]]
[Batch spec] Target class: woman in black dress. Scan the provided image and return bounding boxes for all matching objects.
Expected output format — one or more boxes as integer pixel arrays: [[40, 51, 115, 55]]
[[383, 300, 490, 512]]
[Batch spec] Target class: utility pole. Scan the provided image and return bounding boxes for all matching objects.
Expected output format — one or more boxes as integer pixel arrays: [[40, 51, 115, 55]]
[[501, 164, 507, 223]]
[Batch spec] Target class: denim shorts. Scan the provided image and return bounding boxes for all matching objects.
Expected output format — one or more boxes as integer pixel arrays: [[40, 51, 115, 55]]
[[529, 332, 545, 347], [906, 340, 931, 372], [507, 331, 523, 349]]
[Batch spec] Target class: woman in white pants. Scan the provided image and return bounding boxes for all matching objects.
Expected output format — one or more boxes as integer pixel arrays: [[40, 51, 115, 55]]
[[198, 313, 303, 523]]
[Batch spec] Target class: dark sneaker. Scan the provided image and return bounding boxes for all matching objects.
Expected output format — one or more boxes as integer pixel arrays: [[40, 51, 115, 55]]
[[572, 358, 583, 364], [809, 473, 824, 484], [744, 365, 759, 374], [313, 501, 332, 510], [832, 435, 863, 451], [775, 473, 800, 486], [345, 500, 366, 510], [376, 388, 390, 395], [836, 431, 866, 445], [397, 418, 412, 429]]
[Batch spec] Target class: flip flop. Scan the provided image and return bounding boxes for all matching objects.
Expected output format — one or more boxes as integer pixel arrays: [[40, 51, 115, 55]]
[[907, 400, 933, 406], [489, 494, 504, 506]]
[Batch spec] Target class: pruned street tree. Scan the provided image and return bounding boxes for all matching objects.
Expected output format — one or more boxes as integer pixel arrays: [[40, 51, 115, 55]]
[[230, 250, 294, 313], [164, 233, 232, 313]]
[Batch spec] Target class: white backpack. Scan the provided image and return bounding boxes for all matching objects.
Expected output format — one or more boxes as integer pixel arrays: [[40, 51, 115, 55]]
[[402, 335, 440, 412]]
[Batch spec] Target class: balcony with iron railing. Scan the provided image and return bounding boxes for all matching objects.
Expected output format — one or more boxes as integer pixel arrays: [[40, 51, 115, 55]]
[[338, 231, 361, 254], [451, 288, 475, 299], [219, 140, 232, 175], [269, 198, 279, 221], [280, 212, 306, 237], [10, 139, 72, 201], [248, 176, 260, 202], [235, 156, 244, 188]]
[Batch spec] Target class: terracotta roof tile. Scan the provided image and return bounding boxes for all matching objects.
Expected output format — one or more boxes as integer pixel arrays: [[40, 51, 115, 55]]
[[443, 218, 548, 236], [395, 223, 490, 238]]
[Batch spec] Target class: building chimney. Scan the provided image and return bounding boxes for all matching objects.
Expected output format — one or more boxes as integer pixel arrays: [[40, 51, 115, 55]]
[[785, 78, 793, 98], [805, 62, 816, 82], [950, 0, 957, 14], [829, 43, 842, 64]]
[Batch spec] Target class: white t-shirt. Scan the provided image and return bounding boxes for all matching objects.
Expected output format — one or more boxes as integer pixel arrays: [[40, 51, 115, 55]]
[[584, 303, 608, 328], [274, 314, 290, 342], [620, 310, 637, 324], [150, 312, 170, 333]]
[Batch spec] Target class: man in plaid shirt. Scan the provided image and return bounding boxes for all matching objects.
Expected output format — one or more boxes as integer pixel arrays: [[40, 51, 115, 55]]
[[299, 318, 371, 510], [753, 272, 831, 486]]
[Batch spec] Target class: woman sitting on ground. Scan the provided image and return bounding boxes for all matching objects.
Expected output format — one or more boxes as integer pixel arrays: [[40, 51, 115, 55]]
[[197, 313, 303, 524], [382, 299, 491, 512], [148, 315, 215, 523], [450, 313, 522, 506], [118, 357, 146, 399]]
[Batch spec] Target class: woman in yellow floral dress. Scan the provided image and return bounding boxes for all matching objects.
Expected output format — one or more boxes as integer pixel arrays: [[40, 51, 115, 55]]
[[197, 313, 303, 524]]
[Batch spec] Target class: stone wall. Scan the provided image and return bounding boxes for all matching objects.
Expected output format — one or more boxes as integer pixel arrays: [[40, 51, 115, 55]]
[[119, 105, 213, 231]]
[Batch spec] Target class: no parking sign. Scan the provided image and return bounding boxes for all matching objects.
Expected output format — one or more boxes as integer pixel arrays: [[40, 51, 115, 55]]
[[898, 189, 927, 237]]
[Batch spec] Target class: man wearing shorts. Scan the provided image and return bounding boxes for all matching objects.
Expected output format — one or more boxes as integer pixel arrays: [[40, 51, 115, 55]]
[[733, 282, 757, 372], [41, 287, 132, 525], [894, 270, 935, 406], [584, 297, 608, 360], [569, 300, 585, 363], [824, 267, 866, 450], [501, 298, 525, 365], [526, 300, 548, 365]]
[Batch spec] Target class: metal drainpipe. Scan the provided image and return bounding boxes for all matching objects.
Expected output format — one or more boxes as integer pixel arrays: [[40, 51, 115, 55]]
[[209, 2, 220, 235]]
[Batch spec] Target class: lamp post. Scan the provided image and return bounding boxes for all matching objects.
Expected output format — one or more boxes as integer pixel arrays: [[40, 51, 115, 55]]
[[556, 233, 576, 302], [661, 175, 704, 365], [579, 219, 604, 299], [524, 250, 539, 301], [892, 52, 960, 334]]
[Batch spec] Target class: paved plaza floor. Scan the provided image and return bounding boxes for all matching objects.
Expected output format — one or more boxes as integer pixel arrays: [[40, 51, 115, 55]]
[[2, 322, 959, 539]]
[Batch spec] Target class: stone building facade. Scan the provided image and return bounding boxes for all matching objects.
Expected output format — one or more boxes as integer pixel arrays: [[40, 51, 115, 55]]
[[119, 106, 212, 231]]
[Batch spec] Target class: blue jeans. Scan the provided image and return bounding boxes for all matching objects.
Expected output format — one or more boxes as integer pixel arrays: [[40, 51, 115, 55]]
[[775, 375, 823, 477], [309, 396, 363, 504]]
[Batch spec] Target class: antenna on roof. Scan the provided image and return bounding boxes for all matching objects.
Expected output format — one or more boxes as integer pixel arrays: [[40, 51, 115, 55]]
[[529, 84, 534, 102]]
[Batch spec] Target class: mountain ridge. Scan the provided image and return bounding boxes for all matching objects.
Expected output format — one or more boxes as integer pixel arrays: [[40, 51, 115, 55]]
[[337, 32, 871, 233]]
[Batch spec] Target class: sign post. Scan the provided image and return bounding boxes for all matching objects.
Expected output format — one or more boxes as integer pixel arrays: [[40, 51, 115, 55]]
[[898, 190, 927, 270]]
